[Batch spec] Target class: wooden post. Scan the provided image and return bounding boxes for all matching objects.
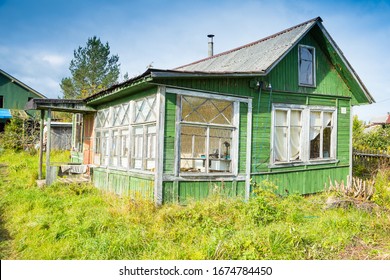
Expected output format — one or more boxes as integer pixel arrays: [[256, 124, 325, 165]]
[[45, 109, 52, 184], [38, 110, 44, 180]]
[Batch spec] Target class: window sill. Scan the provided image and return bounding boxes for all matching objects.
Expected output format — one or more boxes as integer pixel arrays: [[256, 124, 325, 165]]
[[269, 159, 339, 169], [91, 165, 155, 175], [298, 83, 316, 88], [165, 173, 245, 181]]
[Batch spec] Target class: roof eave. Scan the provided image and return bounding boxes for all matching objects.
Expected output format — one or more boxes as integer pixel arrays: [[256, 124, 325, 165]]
[[151, 69, 267, 79]]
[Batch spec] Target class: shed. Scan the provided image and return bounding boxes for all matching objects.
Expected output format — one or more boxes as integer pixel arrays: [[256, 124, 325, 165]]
[[27, 17, 374, 204]]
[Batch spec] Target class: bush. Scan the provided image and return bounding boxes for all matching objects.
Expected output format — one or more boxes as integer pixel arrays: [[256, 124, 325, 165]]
[[0, 115, 39, 152]]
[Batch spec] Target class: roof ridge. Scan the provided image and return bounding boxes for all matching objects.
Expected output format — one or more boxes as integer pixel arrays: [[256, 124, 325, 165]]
[[174, 16, 321, 70]]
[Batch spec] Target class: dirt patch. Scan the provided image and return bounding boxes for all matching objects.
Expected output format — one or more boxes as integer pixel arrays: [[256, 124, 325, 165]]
[[338, 237, 390, 260]]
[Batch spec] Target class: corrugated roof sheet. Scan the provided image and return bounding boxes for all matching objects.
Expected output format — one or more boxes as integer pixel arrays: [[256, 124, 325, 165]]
[[175, 17, 320, 74]]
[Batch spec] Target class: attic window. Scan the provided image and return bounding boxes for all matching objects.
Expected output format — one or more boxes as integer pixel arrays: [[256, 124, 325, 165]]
[[298, 45, 316, 87]]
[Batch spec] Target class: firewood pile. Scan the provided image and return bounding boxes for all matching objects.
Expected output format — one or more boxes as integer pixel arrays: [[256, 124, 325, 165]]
[[326, 176, 377, 211]]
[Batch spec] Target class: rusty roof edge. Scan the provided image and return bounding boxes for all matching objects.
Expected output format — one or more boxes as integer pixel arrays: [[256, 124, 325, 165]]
[[83, 69, 152, 103], [316, 22, 375, 104], [150, 69, 266, 78], [174, 17, 322, 71]]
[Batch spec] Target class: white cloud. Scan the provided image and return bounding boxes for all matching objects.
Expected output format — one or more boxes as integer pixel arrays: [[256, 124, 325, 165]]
[[41, 54, 66, 67]]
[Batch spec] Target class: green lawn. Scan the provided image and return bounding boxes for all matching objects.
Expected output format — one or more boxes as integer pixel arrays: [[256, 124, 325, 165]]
[[0, 150, 389, 260]]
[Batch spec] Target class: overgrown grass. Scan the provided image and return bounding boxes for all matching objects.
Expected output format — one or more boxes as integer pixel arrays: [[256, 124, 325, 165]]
[[0, 150, 389, 260]]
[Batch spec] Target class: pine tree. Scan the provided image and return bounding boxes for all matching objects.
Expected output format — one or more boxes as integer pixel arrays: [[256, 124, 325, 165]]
[[60, 36, 120, 99]]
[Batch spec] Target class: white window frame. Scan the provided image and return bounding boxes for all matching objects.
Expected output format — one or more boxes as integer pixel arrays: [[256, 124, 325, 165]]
[[93, 95, 157, 173], [176, 92, 244, 176], [308, 109, 336, 161], [271, 105, 305, 164], [298, 45, 316, 87], [271, 104, 337, 166]]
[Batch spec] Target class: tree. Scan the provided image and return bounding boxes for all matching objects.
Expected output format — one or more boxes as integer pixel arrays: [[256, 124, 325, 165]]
[[60, 36, 120, 99]]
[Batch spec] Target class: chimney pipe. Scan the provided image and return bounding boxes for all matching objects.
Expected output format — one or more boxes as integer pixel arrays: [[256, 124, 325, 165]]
[[207, 34, 214, 57]]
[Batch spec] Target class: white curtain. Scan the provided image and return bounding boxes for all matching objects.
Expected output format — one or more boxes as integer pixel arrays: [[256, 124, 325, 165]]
[[290, 110, 302, 160], [310, 112, 322, 140], [275, 111, 288, 161]]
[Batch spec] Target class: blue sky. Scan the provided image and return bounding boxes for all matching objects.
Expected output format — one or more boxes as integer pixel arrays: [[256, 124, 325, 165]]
[[1, 0, 389, 121]]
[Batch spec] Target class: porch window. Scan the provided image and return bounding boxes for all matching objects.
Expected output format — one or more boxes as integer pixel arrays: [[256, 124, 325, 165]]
[[93, 95, 157, 171], [298, 45, 315, 86], [131, 96, 157, 171], [179, 96, 236, 174], [272, 104, 336, 165]]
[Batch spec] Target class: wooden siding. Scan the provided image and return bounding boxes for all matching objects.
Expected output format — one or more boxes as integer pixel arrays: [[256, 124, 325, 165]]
[[93, 168, 154, 200], [163, 93, 177, 173], [268, 31, 352, 98], [0, 73, 43, 110], [252, 166, 349, 195], [162, 180, 246, 204]]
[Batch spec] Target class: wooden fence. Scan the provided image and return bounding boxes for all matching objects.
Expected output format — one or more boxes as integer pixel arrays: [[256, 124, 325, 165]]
[[353, 149, 390, 177]]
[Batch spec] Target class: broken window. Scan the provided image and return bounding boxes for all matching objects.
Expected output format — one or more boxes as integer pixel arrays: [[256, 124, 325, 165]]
[[310, 111, 334, 160], [180, 96, 236, 173], [299, 45, 315, 86]]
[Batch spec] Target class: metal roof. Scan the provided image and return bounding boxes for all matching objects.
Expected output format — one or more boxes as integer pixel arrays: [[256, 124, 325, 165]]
[[175, 17, 320, 74]]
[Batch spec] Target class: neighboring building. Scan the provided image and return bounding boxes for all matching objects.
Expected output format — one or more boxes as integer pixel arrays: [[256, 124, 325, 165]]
[[0, 69, 46, 130], [28, 17, 374, 204], [369, 113, 390, 128]]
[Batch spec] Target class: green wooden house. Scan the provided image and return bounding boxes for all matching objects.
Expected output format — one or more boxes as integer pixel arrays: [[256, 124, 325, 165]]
[[0, 69, 46, 130], [29, 17, 374, 204]]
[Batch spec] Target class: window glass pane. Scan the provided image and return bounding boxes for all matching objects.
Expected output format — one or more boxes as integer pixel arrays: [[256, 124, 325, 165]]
[[323, 127, 332, 158], [310, 128, 321, 159], [300, 47, 313, 61], [120, 130, 129, 169], [134, 96, 157, 123], [96, 109, 109, 128], [323, 112, 332, 127], [146, 126, 156, 159], [299, 46, 314, 85], [180, 126, 206, 159], [274, 127, 288, 162], [275, 110, 287, 126], [209, 128, 232, 159], [113, 103, 130, 126], [290, 127, 301, 161], [182, 96, 233, 125], [290, 110, 302, 126], [95, 131, 101, 154], [310, 111, 321, 127]]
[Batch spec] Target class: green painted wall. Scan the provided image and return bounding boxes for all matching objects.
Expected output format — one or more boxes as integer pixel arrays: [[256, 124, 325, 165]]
[[0, 73, 44, 110], [163, 93, 177, 174], [162, 180, 246, 204], [93, 168, 154, 200]]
